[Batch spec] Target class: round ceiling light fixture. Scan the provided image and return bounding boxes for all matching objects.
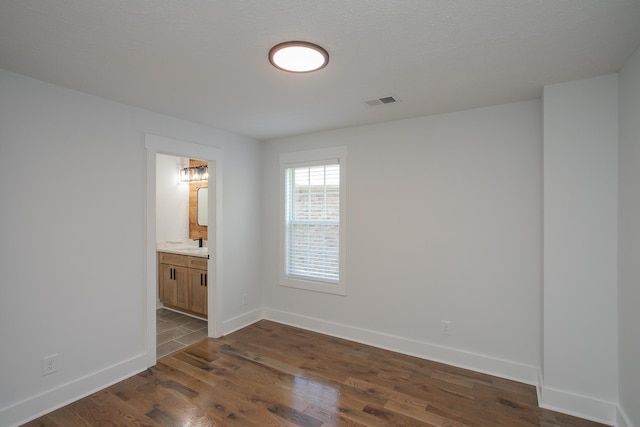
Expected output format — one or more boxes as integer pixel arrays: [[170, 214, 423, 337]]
[[269, 41, 329, 73]]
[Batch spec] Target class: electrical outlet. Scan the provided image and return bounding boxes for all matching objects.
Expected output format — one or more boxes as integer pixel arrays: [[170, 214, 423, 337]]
[[242, 294, 248, 306], [441, 320, 451, 336], [42, 354, 58, 376]]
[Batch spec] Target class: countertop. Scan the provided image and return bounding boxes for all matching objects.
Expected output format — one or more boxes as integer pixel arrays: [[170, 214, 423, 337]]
[[157, 241, 209, 258]]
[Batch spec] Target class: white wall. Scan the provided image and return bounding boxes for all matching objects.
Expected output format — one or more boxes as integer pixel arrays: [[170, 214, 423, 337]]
[[0, 69, 262, 426], [156, 153, 190, 242], [618, 46, 640, 427], [542, 74, 619, 423], [262, 100, 542, 383]]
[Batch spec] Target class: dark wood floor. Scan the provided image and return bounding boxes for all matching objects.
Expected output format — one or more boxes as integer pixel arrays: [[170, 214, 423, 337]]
[[24, 320, 609, 427]]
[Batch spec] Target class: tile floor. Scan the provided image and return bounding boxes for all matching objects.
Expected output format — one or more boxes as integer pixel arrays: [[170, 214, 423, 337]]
[[156, 308, 208, 358]]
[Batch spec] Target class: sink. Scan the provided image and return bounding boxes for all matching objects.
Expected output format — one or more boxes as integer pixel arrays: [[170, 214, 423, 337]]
[[157, 241, 208, 256]]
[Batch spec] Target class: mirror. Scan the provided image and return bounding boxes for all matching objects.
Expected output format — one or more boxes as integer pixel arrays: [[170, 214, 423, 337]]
[[197, 187, 208, 226], [188, 159, 207, 240]]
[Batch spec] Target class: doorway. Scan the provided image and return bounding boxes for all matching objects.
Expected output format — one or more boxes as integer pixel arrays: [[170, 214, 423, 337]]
[[155, 154, 208, 357], [144, 134, 223, 366]]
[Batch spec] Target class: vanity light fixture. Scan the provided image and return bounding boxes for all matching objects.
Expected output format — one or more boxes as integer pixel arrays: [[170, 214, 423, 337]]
[[269, 41, 329, 73], [180, 165, 208, 182]]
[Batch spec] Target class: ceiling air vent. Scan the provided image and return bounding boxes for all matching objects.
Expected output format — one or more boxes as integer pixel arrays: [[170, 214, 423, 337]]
[[366, 96, 399, 106]]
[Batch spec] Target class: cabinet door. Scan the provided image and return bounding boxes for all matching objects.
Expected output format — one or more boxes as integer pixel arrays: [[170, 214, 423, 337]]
[[159, 264, 175, 306], [173, 266, 189, 310], [160, 264, 189, 309], [189, 268, 208, 316]]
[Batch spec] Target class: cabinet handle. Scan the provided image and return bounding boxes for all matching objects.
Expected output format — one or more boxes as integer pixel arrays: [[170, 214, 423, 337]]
[[205, 274, 207, 287], [200, 273, 203, 286]]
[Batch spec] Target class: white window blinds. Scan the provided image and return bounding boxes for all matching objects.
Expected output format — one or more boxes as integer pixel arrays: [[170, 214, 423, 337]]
[[285, 162, 340, 283]]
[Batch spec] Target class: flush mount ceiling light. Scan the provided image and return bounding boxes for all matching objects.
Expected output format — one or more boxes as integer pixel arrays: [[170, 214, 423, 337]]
[[269, 41, 329, 73]]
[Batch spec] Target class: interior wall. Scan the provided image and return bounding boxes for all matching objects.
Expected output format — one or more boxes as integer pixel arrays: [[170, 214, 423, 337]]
[[618, 46, 640, 427], [0, 69, 262, 426], [262, 100, 543, 382], [542, 74, 619, 423], [156, 153, 189, 242]]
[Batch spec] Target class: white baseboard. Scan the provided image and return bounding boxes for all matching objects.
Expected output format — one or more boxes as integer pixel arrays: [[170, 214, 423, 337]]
[[221, 308, 263, 336], [538, 381, 617, 426], [616, 404, 634, 427], [0, 353, 150, 427], [262, 308, 539, 386]]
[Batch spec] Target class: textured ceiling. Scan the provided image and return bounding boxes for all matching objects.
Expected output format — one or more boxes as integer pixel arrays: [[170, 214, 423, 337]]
[[1, 1, 640, 141]]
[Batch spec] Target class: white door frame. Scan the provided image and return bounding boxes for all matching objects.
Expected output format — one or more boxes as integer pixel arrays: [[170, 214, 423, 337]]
[[144, 134, 223, 366]]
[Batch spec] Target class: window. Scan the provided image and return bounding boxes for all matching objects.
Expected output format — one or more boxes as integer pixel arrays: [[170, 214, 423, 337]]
[[280, 147, 347, 295]]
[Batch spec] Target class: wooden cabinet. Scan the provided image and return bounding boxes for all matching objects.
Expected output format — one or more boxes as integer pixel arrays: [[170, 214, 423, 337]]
[[188, 256, 208, 316], [159, 263, 189, 309], [158, 252, 209, 317]]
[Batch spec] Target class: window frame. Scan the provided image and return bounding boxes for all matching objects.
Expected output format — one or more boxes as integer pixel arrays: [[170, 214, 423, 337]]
[[279, 146, 347, 295]]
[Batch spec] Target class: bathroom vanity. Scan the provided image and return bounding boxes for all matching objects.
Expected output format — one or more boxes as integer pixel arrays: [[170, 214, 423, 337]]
[[157, 243, 210, 318]]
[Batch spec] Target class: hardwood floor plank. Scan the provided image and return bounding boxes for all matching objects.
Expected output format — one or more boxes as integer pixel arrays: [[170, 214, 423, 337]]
[[158, 355, 219, 387], [166, 351, 311, 426], [344, 376, 429, 408], [89, 390, 161, 427], [21, 406, 92, 427], [153, 361, 261, 425], [384, 399, 458, 426], [23, 320, 611, 427], [20, 415, 61, 427]]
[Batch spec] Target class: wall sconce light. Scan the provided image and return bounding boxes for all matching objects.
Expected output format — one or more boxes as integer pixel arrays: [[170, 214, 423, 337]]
[[180, 165, 208, 182]]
